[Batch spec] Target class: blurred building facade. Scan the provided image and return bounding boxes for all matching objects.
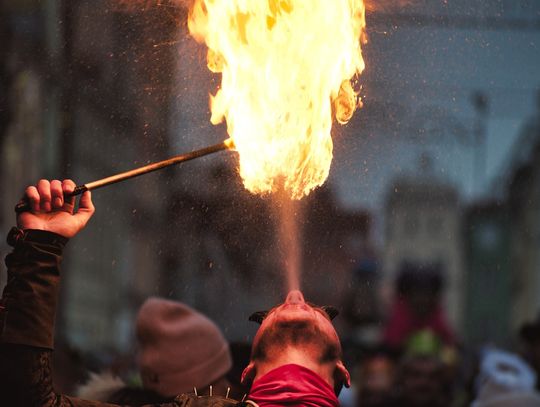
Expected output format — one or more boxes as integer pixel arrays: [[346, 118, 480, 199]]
[[465, 93, 540, 346], [463, 202, 511, 347], [0, 0, 180, 351], [383, 163, 464, 330], [504, 99, 540, 334]]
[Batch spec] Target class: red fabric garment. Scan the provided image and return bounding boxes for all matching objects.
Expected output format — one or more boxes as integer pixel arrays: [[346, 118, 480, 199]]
[[382, 298, 455, 349], [248, 364, 339, 407]]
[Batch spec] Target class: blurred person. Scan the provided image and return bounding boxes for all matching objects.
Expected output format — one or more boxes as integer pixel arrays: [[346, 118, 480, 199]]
[[471, 348, 540, 407], [343, 259, 381, 328], [341, 258, 383, 358], [397, 355, 449, 407], [382, 262, 456, 351], [394, 330, 457, 407], [226, 342, 252, 399], [76, 298, 233, 405], [0, 179, 351, 406], [354, 347, 398, 407], [520, 312, 540, 391]]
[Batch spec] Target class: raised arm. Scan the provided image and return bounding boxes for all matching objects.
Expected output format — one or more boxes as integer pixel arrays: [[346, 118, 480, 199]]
[[0, 179, 107, 406], [0, 180, 217, 407]]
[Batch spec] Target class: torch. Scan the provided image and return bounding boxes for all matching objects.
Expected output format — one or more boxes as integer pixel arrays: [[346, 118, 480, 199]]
[[15, 138, 235, 213]]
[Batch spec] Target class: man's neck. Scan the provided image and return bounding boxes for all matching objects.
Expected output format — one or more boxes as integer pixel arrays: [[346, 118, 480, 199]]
[[253, 347, 334, 387]]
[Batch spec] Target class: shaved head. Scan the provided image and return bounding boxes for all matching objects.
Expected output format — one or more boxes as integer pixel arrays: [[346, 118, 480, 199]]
[[242, 291, 351, 394]]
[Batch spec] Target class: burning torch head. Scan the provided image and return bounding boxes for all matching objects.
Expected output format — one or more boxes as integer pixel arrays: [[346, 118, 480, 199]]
[[243, 290, 350, 394]]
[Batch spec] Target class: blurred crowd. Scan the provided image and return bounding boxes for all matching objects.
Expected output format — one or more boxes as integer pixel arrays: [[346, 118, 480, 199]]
[[48, 261, 540, 406], [338, 262, 540, 407]]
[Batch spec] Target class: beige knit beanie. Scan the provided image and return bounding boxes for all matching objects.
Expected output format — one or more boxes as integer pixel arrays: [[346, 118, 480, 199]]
[[136, 297, 232, 397]]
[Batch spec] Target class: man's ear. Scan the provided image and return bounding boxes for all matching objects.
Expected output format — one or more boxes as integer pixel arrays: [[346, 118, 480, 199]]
[[335, 361, 351, 388], [241, 362, 256, 385]]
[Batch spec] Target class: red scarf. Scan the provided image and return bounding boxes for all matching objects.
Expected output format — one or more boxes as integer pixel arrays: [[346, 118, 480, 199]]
[[248, 364, 339, 407]]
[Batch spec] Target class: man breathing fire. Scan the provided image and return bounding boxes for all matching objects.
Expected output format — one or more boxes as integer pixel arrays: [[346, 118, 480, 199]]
[[0, 179, 350, 407]]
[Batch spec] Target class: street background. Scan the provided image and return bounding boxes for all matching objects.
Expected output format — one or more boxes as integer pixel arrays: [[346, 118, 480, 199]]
[[1, 0, 540, 403]]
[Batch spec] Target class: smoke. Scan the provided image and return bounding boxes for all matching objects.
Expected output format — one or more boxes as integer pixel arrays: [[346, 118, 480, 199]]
[[275, 195, 303, 292]]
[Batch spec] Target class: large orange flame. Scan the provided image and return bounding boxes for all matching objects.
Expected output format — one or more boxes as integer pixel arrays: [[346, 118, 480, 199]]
[[189, 0, 366, 199]]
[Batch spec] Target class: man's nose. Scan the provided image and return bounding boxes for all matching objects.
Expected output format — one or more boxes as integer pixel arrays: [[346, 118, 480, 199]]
[[285, 290, 305, 304]]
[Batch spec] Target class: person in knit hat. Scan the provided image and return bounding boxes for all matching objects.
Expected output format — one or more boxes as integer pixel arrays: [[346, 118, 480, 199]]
[[136, 297, 232, 398], [77, 298, 233, 404]]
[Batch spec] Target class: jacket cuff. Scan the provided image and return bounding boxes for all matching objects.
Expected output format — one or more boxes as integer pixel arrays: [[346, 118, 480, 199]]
[[1, 228, 68, 349], [7, 227, 68, 248]]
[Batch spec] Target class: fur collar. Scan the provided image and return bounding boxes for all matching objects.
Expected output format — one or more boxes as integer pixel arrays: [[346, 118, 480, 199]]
[[76, 371, 126, 401]]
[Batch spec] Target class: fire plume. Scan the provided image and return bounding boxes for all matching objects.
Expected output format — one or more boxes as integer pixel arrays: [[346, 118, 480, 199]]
[[189, 0, 366, 199]]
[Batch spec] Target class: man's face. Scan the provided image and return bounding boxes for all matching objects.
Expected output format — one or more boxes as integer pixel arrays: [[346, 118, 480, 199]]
[[242, 290, 350, 391], [251, 290, 342, 361]]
